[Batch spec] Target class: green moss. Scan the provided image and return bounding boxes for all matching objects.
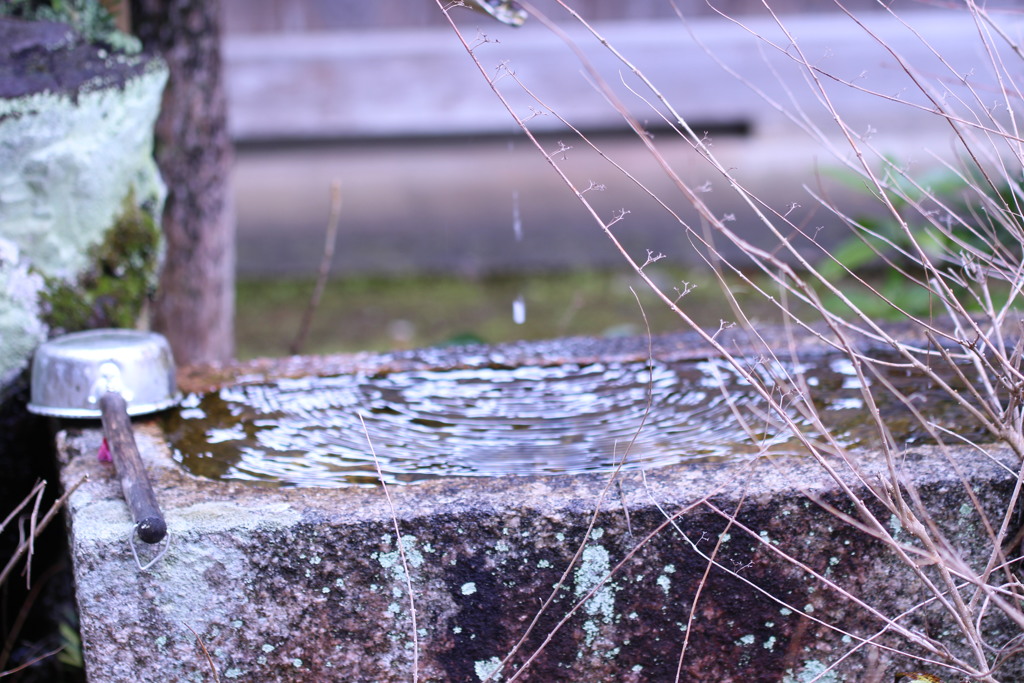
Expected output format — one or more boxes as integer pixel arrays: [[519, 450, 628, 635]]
[[40, 190, 162, 332], [234, 267, 795, 359]]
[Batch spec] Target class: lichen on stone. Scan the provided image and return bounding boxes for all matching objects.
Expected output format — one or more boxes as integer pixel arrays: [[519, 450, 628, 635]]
[[0, 237, 47, 386]]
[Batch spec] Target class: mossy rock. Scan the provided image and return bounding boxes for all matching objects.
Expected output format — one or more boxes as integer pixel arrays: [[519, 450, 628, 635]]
[[41, 190, 162, 333], [0, 14, 166, 385]]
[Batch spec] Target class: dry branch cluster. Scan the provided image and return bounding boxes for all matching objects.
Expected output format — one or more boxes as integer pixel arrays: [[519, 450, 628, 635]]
[[435, 1, 1024, 681]]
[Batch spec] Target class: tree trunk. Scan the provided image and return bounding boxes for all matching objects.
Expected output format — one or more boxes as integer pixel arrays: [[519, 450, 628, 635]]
[[131, 0, 235, 365]]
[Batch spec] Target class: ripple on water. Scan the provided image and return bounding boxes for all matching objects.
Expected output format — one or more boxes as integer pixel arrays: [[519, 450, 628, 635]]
[[162, 354, 987, 487]]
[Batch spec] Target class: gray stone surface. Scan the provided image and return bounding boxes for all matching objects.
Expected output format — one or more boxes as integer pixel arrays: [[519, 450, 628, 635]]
[[0, 17, 145, 99], [59, 341, 1024, 681]]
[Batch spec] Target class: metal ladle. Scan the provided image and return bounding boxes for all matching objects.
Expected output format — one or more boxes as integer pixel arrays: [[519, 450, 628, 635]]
[[28, 329, 180, 565]]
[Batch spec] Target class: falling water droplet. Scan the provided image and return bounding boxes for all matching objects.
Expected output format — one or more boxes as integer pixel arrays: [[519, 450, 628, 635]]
[[512, 295, 526, 325], [511, 190, 522, 242]]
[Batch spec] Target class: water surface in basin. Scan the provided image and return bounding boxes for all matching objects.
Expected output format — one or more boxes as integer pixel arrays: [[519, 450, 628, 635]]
[[162, 352, 986, 487]]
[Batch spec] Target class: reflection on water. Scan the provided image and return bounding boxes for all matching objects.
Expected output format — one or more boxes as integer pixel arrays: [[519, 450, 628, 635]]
[[162, 352, 986, 487]]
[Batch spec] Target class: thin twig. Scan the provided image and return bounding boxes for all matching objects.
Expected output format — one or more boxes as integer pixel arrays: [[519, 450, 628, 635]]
[[0, 645, 65, 679], [359, 413, 419, 682], [290, 180, 343, 355], [182, 622, 220, 683], [0, 480, 45, 535], [0, 561, 65, 674], [0, 476, 86, 588]]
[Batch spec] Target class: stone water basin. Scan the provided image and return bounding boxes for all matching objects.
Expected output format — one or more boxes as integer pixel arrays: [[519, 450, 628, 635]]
[[58, 329, 1019, 682]]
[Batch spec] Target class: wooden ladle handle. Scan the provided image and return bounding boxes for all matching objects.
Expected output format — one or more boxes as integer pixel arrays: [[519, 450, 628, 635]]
[[98, 392, 167, 544]]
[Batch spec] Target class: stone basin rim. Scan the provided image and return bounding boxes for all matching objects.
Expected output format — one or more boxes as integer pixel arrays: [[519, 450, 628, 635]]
[[58, 421, 1017, 537]]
